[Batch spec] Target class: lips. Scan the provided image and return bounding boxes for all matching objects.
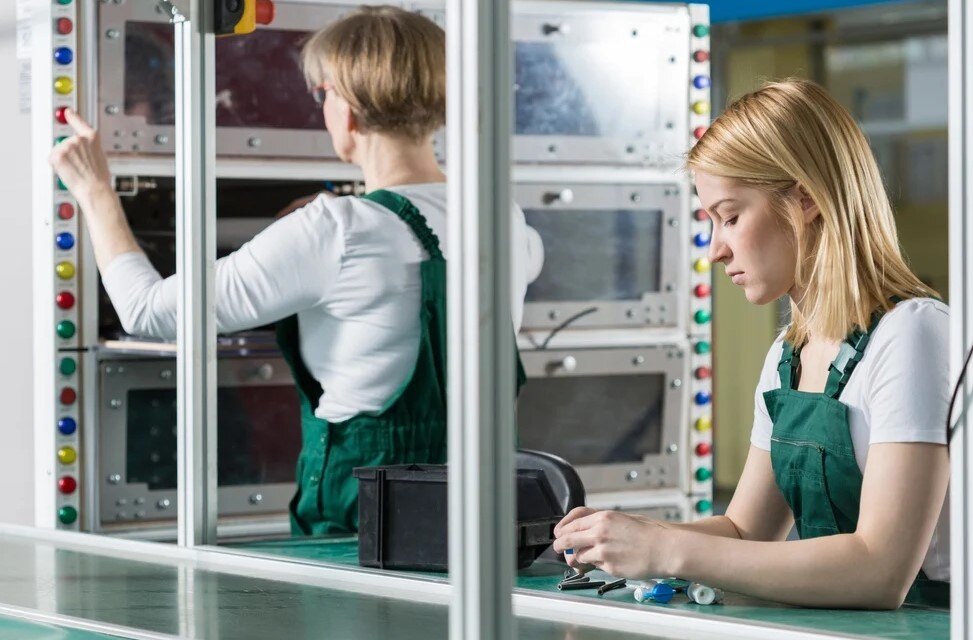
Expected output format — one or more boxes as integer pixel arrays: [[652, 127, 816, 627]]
[[727, 270, 745, 285]]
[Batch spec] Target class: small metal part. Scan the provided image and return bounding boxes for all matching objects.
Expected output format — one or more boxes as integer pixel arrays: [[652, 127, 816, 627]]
[[558, 580, 605, 591], [560, 573, 589, 584], [597, 578, 627, 595]]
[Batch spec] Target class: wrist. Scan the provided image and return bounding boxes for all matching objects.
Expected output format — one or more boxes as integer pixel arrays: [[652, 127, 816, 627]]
[[662, 527, 689, 577], [77, 180, 115, 211]]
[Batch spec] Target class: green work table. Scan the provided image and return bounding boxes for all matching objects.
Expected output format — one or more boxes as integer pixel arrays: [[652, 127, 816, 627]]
[[234, 535, 950, 640]]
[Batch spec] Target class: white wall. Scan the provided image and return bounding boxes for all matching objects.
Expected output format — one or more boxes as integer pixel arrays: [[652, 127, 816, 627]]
[[0, 2, 36, 525]]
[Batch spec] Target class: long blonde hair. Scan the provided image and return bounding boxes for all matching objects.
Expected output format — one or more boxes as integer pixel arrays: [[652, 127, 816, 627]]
[[687, 79, 936, 346]]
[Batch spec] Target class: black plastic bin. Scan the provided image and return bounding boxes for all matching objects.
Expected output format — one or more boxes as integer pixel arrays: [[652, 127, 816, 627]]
[[354, 464, 564, 571]]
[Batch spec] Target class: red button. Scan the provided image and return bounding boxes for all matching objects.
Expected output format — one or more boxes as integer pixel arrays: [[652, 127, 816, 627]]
[[55, 106, 69, 124], [693, 126, 708, 139], [60, 387, 77, 405], [694, 208, 708, 221], [693, 50, 710, 63], [58, 476, 78, 494], [55, 291, 75, 310], [695, 442, 712, 456], [58, 202, 75, 220], [256, 0, 275, 24], [695, 366, 712, 380], [56, 18, 73, 35], [694, 284, 711, 298]]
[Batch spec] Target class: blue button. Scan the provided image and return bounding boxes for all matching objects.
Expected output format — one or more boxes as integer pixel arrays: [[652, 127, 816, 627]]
[[54, 47, 74, 66], [695, 391, 712, 406], [56, 232, 75, 250], [693, 75, 711, 90], [58, 417, 77, 435], [693, 232, 711, 248]]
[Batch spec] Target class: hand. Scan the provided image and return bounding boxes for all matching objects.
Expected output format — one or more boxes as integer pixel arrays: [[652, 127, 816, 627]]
[[48, 109, 113, 204], [552, 509, 676, 579], [275, 191, 336, 219]]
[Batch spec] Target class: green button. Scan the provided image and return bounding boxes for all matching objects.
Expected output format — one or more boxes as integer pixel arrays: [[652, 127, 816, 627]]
[[693, 24, 710, 38], [58, 505, 78, 525], [59, 357, 77, 376], [56, 0, 73, 4], [695, 467, 712, 482], [56, 320, 76, 339], [694, 341, 711, 355], [694, 309, 711, 325], [695, 499, 712, 513], [57, 177, 68, 190], [55, 136, 68, 145]]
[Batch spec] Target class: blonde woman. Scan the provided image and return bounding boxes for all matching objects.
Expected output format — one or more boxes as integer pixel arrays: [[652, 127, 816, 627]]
[[50, 6, 540, 536], [553, 79, 949, 609]]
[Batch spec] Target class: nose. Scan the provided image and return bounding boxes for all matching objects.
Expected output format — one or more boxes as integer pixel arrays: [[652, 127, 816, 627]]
[[707, 224, 730, 265]]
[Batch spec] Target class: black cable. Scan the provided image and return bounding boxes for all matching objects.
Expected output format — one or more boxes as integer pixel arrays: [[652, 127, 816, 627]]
[[947, 343, 973, 444], [524, 306, 599, 350]]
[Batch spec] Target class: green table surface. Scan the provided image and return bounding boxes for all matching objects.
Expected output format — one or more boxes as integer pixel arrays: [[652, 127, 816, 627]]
[[232, 535, 950, 640], [0, 616, 123, 639]]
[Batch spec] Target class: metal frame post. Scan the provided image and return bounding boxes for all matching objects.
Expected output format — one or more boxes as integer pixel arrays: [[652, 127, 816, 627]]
[[446, 0, 516, 635], [949, 0, 970, 636], [173, 0, 218, 547]]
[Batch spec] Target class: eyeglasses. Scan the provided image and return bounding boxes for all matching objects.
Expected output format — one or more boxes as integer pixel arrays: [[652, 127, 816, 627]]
[[311, 82, 333, 105]]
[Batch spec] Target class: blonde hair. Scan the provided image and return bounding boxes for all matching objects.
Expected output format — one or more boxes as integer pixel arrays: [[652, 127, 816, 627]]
[[687, 79, 936, 346], [302, 5, 445, 142]]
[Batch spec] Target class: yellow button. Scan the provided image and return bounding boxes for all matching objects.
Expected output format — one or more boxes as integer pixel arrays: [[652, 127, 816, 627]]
[[58, 446, 77, 465], [56, 261, 75, 280], [693, 258, 711, 274], [695, 416, 712, 432], [692, 100, 711, 115], [54, 76, 75, 95]]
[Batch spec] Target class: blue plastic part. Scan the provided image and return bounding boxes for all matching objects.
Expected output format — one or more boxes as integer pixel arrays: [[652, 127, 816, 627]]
[[649, 582, 676, 604], [693, 232, 711, 248], [56, 232, 75, 250], [695, 391, 712, 406], [693, 75, 711, 90], [57, 417, 77, 435], [54, 47, 74, 65]]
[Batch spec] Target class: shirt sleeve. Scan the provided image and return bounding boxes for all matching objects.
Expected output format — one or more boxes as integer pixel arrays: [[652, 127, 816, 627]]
[[101, 196, 346, 339], [864, 301, 950, 445], [510, 201, 535, 332], [751, 335, 785, 451]]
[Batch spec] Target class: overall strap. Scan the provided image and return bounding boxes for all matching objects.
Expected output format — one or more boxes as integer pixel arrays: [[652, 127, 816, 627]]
[[362, 189, 444, 260], [777, 341, 797, 390], [824, 309, 885, 399]]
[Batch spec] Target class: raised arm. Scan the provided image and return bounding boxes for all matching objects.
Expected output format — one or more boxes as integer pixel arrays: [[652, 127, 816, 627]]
[[50, 109, 342, 339]]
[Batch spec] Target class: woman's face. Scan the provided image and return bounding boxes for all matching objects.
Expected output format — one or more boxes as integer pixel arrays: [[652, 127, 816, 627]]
[[695, 171, 800, 305]]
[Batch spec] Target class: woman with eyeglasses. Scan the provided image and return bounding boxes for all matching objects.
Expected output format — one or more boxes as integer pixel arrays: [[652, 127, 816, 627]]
[[49, 6, 542, 536]]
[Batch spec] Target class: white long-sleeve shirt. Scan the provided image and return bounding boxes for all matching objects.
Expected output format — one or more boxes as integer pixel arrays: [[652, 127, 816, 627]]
[[102, 182, 542, 421]]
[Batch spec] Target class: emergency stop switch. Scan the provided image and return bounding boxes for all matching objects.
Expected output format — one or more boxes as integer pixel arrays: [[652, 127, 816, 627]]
[[214, 0, 275, 35]]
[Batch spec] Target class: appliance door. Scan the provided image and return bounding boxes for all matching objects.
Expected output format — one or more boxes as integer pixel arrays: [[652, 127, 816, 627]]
[[98, 2, 348, 158], [98, 357, 301, 527], [517, 181, 684, 330], [517, 345, 688, 493], [511, 2, 690, 166]]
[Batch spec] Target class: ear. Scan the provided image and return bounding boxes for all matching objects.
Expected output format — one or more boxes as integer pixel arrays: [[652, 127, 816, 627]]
[[791, 183, 820, 224], [345, 104, 359, 135]]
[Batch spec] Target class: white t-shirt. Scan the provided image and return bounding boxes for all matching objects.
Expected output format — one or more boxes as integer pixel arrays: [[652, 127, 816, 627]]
[[102, 182, 543, 422], [751, 297, 950, 581]]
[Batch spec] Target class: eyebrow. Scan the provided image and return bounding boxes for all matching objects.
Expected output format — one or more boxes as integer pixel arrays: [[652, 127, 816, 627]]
[[707, 198, 737, 215]]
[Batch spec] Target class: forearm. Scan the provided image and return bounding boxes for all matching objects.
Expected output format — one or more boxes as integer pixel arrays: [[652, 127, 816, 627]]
[[668, 529, 908, 609], [77, 183, 142, 271], [657, 515, 741, 539]]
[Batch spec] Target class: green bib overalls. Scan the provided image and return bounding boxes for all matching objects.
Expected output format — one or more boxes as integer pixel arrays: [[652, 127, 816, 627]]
[[764, 310, 949, 608], [277, 188, 524, 535]]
